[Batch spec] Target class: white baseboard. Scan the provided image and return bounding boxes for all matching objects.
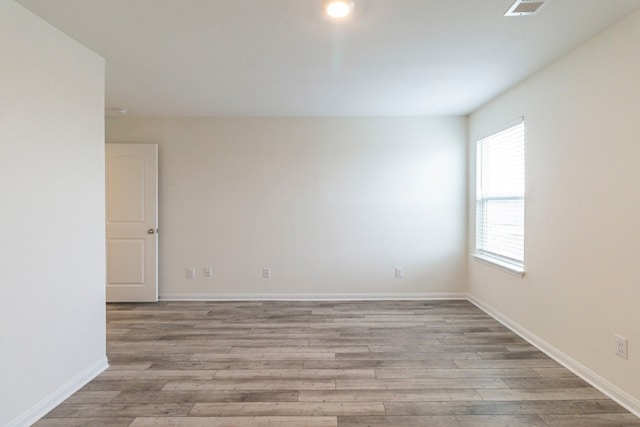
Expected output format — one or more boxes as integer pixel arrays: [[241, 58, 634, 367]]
[[160, 292, 467, 301], [467, 294, 640, 419], [7, 356, 109, 427]]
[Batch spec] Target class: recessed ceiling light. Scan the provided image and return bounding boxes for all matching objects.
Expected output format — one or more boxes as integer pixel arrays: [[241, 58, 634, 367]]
[[322, 0, 355, 19]]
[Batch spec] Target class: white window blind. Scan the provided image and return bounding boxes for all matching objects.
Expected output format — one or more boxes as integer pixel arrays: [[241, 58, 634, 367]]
[[476, 120, 525, 266]]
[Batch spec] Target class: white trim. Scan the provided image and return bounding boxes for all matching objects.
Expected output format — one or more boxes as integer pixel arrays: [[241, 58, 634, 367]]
[[160, 292, 468, 301], [467, 294, 640, 419], [7, 356, 109, 427], [472, 253, 526, 277]]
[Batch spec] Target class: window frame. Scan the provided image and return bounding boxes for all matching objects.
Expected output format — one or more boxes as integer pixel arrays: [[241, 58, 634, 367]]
[[473, 118, 526, 277]]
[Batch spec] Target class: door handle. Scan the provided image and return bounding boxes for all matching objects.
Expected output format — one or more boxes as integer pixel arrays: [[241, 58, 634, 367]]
[[147, 228, 156, 234]]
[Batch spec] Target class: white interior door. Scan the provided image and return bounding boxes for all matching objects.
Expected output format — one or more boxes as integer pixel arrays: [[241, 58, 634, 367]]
[[106, 143, 158, 302]]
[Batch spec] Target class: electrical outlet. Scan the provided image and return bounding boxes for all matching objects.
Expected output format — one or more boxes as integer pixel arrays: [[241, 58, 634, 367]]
[[204, 266, 213, 278], [395, 267, 403, 279], [614, 334, 628, 359], [186, 267, 196, 279], [262, 268, 271, 279]]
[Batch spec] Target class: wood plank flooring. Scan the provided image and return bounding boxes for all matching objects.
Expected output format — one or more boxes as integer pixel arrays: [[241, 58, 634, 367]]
[[36, 300, 640, 426]]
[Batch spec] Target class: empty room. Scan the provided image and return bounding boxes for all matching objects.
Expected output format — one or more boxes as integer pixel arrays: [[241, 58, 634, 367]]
[[2, 0, 640, 426]]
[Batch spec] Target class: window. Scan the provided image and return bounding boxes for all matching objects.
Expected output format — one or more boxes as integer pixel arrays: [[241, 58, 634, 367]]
[[475, 119, 525, 275]]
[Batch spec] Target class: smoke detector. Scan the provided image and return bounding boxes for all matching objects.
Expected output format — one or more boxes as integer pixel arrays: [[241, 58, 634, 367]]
[[505, 0, 545, 16], [107, 107, 129, 115]]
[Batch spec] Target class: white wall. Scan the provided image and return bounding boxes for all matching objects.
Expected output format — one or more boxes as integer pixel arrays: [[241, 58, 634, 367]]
[[0, 2, 106, 425], [106, 117, 467, 299], [468, 10, 640, 409]]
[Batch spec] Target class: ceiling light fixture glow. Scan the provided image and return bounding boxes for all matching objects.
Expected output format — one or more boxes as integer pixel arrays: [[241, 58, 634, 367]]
[[322, 0, 354, 18]]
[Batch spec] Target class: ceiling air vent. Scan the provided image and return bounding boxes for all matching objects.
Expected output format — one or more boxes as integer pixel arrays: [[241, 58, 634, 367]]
[[505, 0, 545, 16]]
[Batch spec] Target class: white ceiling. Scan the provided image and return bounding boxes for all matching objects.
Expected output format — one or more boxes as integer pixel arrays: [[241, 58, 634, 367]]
[[16, 0, 640, 116]]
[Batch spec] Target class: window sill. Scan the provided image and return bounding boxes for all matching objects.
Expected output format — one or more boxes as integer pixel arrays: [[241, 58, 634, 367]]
[[472, 253, 526, 278]]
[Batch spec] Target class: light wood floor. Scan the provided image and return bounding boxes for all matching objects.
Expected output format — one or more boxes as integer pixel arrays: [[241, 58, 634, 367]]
[[36, 300, 640, 426]]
